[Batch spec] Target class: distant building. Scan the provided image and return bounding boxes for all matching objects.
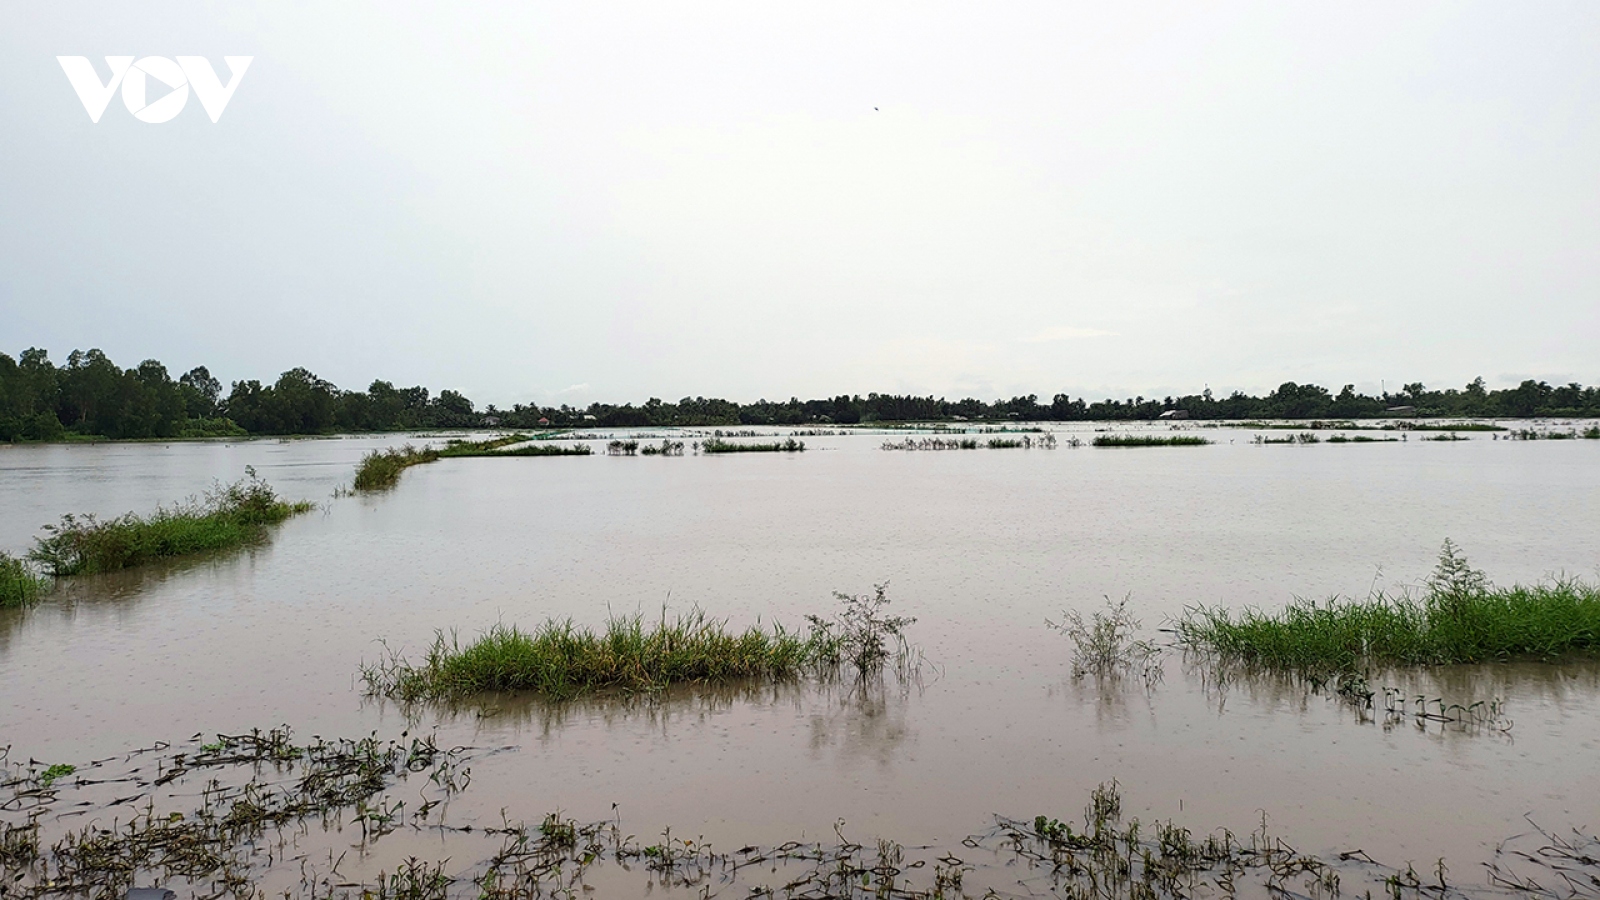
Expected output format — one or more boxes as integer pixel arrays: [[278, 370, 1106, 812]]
[[481, 415, 502, 427], [538, 417, 550, 426], [1386, 406, 1418, 417], [1158, 410, 1190, 420]]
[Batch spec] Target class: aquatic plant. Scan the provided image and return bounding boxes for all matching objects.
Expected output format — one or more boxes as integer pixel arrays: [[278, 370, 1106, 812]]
[[1179, 542, 1600, 676], [0, 552, 48, 608], [28, 475, 313, 577], [361, 611, 842, 702], [1092, 434, 1210, 447], [353, 445, 440, 490], [699, 437, 805, 453], [606, 439, 639, 456], [1048, 596, 1161, 679], [1254, 432, 1320, 444]]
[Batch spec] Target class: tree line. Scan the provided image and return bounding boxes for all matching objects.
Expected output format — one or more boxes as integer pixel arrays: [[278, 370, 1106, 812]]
[[2, 347, 1597, 441]]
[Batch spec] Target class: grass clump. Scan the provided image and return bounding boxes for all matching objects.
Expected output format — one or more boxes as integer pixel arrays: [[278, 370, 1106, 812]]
[[364, 612, 838, 702], [1179, 541, 1600, 677], [28, 474, 313, 577], [1092, 434, 1210, 447], [700, 437, 805, 453], [0, 552, 48, 608], [364, 588, 919, 702], [354, 445, 440, 490]]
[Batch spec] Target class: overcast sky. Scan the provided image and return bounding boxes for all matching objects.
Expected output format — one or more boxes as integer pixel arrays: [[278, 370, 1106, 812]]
[[2, 2, 1597, 407]]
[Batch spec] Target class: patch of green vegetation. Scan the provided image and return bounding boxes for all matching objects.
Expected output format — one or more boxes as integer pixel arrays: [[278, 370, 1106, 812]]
[[37, 764, 74, 788], [0, 552, 48, 608], [1423, 432, 1469, 441], [364, 588, 916, 702], [700, 437, 806, 453], [1091, 434, 1210, 447], [28, 474, 313, 577], [436, 434, 534, 457], [363, 613, 837, 701], [353, 445, 440, 491], [1179, 541, 1600, 677]]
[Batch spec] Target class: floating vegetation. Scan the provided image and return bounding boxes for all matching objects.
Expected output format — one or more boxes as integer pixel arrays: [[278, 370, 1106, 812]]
[[699, 437, 805, 453], [0, 727, 484, 899], [27, 474, 313, 577], [353, 444, 440, 490], [9, 751, 1586, 900], [1179, 541, 1600, 678], [1092, 434, 1211, 447], [1048, 596, 1162, 680], [0, 552, 48, 608]]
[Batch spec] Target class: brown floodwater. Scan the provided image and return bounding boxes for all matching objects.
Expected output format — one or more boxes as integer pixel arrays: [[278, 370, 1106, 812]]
[[2, 424, 1599, 893]]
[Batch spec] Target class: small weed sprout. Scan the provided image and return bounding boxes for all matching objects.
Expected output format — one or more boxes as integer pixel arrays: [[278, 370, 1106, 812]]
[[1049, 596, 1161, 679], [806, 583, 917, 678]]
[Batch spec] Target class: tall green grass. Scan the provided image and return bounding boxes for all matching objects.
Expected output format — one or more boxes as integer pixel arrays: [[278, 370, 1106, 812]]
[[1092, 434, 1210, 447], [353, 445, 440, 490], [28, 476, 314, 577], [362, 612, 840, 701], [353, 436, 588, 490], [1179, 543, 1600, 676], [701, 437, 806, 453], [0, 552, 48, 608]]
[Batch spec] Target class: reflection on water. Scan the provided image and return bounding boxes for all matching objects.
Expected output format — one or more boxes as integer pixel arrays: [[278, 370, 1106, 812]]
[[2, 426, 1600, 878]]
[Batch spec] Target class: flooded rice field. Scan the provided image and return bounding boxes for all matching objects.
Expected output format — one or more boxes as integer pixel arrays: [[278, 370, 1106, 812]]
[[3, 423, 1599, 897]]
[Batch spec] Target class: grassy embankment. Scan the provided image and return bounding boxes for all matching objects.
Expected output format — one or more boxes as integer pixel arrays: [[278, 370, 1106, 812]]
[[28, 476, 314, 577], [700, 437, 806, 453], [1179, 542, 1600, 678], [363, 586, 913, 702], [352, 435, 592, 490], [1092, 435, 1210, 447]]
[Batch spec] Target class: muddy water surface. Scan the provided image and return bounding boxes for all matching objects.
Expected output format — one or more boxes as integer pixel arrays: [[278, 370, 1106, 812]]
[[3, 425, 1599, 886]]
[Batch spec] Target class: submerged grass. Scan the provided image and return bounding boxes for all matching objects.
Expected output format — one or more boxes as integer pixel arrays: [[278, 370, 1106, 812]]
[[1092, 434, 1210, 447], [364, 588, 918, 702], [354, 436, 588, 490], [28, 475, 313, 577], [363, 612, 839, 701], [1180, 542, 1600, 677], [0, 552, 48, 608], [700, 437, 806, 453], [353, 445, 440, 490]]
